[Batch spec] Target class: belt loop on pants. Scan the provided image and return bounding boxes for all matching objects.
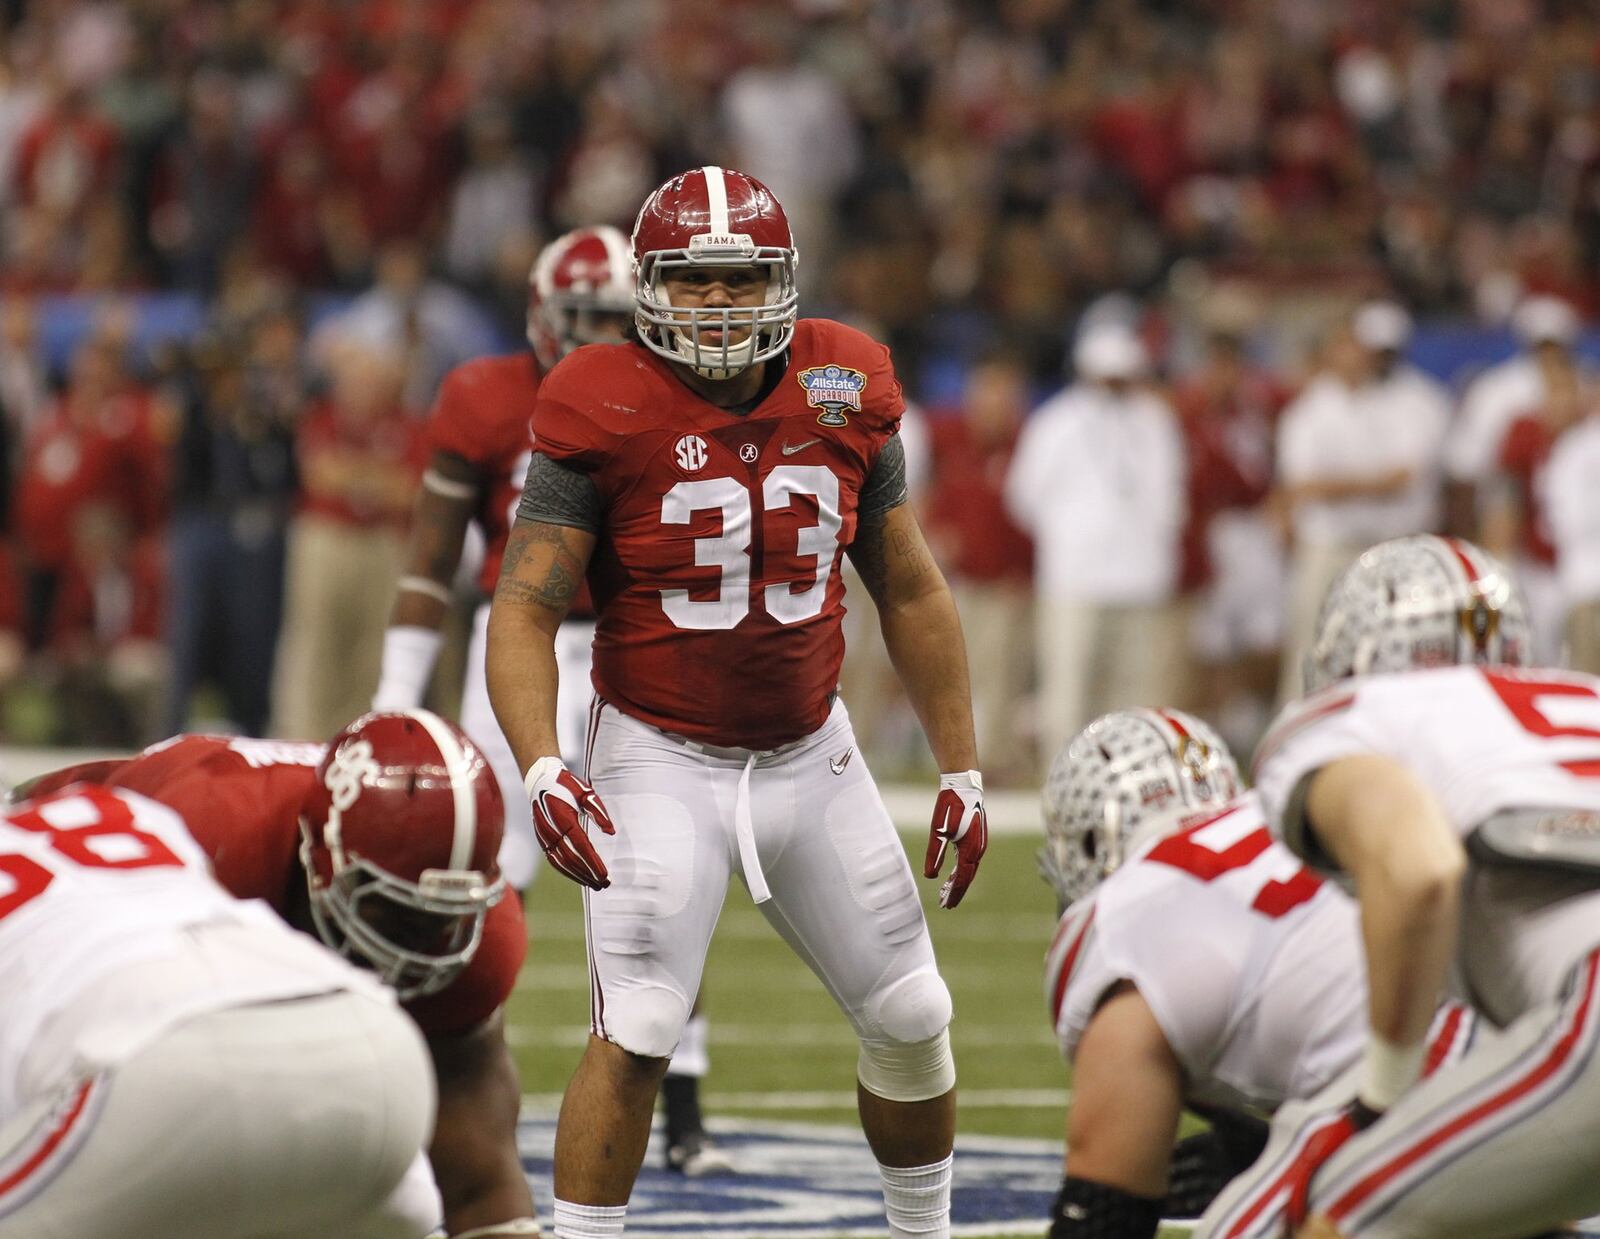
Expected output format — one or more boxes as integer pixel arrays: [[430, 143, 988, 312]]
[[733, 752, 770, 903]]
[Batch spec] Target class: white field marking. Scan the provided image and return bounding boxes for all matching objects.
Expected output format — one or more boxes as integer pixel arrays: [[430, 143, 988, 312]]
[[516, 960, 1054, 991], [504, 1022, 1056, 1049], [517, 1088, 1067, 1112]]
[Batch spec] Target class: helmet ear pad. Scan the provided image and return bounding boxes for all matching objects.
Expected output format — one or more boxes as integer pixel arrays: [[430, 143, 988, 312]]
[[299, 710, 507, 1000]]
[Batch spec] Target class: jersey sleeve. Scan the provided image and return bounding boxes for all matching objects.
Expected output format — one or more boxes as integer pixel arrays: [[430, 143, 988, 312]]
[[404, 891, 527, 1038], [529, 346, 630, 475], [1046, 886, 1246, 1079], [427, 363, 496, 465], [1252, 682, 1400, 869]]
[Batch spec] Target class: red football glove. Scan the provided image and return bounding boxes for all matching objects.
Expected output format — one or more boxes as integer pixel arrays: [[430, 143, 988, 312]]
[[924, 770, 988, 909], [524, 757, 616, 890], [1283, 1100, 1381, 1231]]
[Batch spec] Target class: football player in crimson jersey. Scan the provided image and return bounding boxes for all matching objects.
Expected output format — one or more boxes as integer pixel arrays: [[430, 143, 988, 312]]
[[372, 224, 731, 1177], [486, 166, 986, 1239], [1197, 536, 1600, 1239], [373, 224, 636, 888], [19, 711, 540, 1239]]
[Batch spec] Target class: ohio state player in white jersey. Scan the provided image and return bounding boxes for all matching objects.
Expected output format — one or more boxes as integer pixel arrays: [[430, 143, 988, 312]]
[[0, 785, 435, 1238], [1198, 535, 1600, 1239], [1040, 708, 1376, 1237]]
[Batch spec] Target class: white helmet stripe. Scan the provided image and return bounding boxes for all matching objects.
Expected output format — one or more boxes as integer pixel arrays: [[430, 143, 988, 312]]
[[403, 708, 476, 870], [702, 165, 730, 234]]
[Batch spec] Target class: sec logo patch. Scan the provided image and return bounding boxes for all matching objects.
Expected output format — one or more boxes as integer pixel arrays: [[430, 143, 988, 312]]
[[674, 434, 709, 472]]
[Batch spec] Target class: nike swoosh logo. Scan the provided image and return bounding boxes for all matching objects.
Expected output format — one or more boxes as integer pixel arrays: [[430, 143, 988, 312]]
[[782, 438, 822, 456], [829, 747, 854, 775]]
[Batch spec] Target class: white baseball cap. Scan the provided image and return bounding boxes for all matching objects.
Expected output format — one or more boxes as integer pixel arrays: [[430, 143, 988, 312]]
[[1512, 295, 1579, 346], [1353, 300, 1413, 352], [1074, 322, 1148, 381]]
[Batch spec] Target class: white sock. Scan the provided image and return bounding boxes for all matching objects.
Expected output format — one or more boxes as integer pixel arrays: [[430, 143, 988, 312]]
[[666, 1013, 710, 1078], [551, 1199, 627, 1239], [879, 1155, 952, 1238]]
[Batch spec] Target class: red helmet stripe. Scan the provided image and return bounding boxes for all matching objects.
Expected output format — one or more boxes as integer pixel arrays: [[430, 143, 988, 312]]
[[1440, 536, 1484, 591], [1154, 708, 1192, 743], [404, 708, 477, 871], [702, 165, 730, 234]]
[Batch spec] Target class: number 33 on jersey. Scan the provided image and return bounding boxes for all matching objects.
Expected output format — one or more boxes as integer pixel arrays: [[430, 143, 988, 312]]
[[531, 318, 903, 750]]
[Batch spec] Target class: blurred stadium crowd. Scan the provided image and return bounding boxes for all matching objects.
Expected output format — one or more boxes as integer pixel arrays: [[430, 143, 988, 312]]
[[2, 0, 1600, 774]]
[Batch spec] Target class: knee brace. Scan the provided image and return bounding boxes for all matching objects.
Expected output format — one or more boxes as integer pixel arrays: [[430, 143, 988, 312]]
[[857, 1029, 956, 1103], [604, 986, 690, 1061]]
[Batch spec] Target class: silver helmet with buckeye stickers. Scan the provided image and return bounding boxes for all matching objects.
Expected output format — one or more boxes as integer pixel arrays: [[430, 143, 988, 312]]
[[1040, 708, 1242, 910], [1304, 535, 1531, 694]]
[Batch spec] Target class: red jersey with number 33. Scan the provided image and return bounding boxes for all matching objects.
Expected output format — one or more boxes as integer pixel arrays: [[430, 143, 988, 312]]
[[428, 352, 544, 596], [25, 735, 527, 1038], [532, 319, 904, 748]]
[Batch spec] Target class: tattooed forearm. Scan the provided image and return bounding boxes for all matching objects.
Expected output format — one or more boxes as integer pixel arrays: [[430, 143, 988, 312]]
[[494, 520, 588, 617], [848, 516, 891, 604], [889, 524, 933, 580]]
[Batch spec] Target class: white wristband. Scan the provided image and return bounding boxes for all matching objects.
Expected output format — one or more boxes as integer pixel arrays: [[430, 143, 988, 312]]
[[939, 770, 983, 792], [372, 625, 444, 711], [1359, 1031, 1427, 1112]]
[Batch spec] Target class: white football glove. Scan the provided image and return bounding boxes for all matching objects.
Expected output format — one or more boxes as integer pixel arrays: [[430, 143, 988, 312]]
[[924, 770, 988, 909]]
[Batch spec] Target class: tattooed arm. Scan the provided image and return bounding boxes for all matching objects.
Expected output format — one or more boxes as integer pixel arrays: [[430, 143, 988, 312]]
[[846, 501, 978, 773], [486, 515, 597, 769]]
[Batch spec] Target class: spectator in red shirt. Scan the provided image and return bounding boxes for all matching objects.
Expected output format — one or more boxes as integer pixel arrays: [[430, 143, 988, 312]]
[[49, 504, 167, 746], [924, 348, 1035, 783], [1171, 328, 1286, 748], [12, 334, 163, 650], [1495, 353, 1586, 664], [271, 337, 424, 740]]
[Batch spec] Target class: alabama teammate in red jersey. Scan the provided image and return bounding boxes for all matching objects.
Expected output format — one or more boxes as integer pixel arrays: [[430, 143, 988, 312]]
[[373, 224, 731, 1176], [20, 711, 539, 1239], [486, 167, 986, 1239]]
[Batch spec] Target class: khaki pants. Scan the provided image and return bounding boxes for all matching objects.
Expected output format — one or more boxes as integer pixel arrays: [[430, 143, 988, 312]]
[[272, 514, 404, 740], [1569, 599, 1600, 675], [1035, 598, 1192, 766], [952, 582, 1033, 779]]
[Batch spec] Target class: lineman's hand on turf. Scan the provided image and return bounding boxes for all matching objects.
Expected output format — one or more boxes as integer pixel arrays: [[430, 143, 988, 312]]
[[524, 757, 615, 890], [924, 770, 988, 909]]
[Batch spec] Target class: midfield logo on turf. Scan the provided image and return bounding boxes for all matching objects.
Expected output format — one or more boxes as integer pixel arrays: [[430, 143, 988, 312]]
[[516, 1114, 1061, 1237]]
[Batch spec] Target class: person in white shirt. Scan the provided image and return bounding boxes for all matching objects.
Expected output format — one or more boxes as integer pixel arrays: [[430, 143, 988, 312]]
[[1005, 321, 1187, 760], [1445, 294, 1581, 535], [1546, 408, 1600, 673], [1275, 311, 1448, 699]]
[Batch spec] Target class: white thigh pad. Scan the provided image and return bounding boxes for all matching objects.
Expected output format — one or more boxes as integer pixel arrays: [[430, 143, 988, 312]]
[[857, 1028, 956, 1103]]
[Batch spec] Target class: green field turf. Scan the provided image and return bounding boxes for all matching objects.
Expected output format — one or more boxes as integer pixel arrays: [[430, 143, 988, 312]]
[[506, 830, 1196, 1239]]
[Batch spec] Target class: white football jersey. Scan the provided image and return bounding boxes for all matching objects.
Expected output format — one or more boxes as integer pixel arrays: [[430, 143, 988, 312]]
[[1044, 793, 1366, 1115], [1255, 665, 1600, 860], [0, 787, 372, 1119]]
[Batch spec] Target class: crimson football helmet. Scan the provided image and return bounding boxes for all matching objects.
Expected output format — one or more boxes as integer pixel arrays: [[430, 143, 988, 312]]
[[1040, 708, 1242, 911], [526, 224, 635, 371], [298, 709, 506, 999], [1304, 535, 1530, 693], [632, 165, 799, 379]]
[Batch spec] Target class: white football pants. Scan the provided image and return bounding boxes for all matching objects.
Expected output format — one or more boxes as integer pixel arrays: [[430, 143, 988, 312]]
[[0, 989, 437, 1239]]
